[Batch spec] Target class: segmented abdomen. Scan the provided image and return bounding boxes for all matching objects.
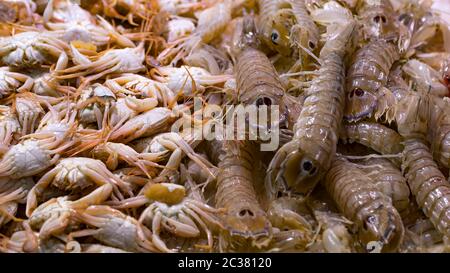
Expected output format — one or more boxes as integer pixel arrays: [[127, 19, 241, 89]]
[[290, 0, 319, 45], [236, 48, 285, 106], [402, 139, 450, 240], [428, 104, 450, 169], [348, 40, 398, 90], [257, 0, 279, 39], [293, 52, 345, 171], [215, 140, 272, 248], [325, 156, 404, 251], [340, 121, 403, 156], [216, 140, 264, 212], [325, 157, 394, 220], [355, 158, 410, 214]]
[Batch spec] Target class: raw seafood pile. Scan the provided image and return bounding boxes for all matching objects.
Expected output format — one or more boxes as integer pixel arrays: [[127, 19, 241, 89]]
[[0, 0, 449, 253]]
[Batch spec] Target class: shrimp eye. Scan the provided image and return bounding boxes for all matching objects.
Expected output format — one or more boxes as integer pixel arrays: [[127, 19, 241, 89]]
[[308, 41, 316, 49], [301, 159, 317, 176], [302, 160, 312, 171], [354, 88, 365, 97], [271, 31, 279, 45]]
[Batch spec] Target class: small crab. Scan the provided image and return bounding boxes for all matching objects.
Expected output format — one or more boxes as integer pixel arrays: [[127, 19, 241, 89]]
[[13, 92, 45, 135], [76, 83, 116, 129], [151, 65, 231, 97], [105, 74, 176, 107], [28, 191, 111, 239], [139, 183, 223, 252], [0, 31, 68, 68], [68, 205, 157, 252], [54, 43, 146, 83], [0, 105, 21, 153], [25, 157, 131, 216], [0, 67, 34, 98], [109, 107, 175, 143]]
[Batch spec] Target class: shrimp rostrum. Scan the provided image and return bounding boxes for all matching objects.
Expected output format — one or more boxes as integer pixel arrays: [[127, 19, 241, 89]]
[[266, 21, 355, 198]]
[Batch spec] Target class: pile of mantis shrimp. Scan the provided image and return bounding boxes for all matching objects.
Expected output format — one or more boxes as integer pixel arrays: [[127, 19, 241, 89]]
[[0, 0, 450, 253]]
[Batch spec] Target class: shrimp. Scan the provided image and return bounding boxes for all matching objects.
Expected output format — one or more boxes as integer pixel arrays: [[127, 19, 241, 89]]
[[234, 15, 287, 127], [355, 0, 396, 40], [257, 0, 317, 57], [324, 156, 404, 252], [395, 92, 432, 140], [157, 0, 233, 65], [257, 1, 295, 56], [402, 138, 450, 244], [340, 121, 404, 166], [215, 140, 272, 251], [425, 97, 450, 169], [344, 40, 400, 122], [371, 67, 411, 124], [69, 242, 129, 253], [288, 0, 320, 59], [353, 158, 410, 214], [266, 21, 355, 198], [267, 229, 313, 252]]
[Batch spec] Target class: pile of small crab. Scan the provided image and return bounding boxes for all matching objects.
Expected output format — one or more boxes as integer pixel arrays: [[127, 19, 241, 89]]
[[0, 0, 450, 253]]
